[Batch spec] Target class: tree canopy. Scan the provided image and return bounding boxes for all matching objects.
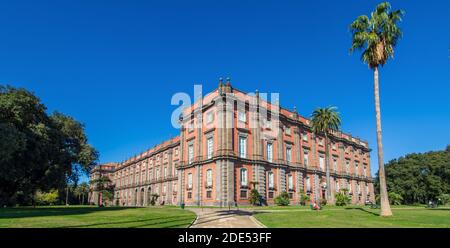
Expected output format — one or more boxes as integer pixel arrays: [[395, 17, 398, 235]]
[[375, 146, 450, 205], [0, 85, 98, 206]]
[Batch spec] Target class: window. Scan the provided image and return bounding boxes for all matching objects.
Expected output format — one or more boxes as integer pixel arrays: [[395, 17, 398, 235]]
[[187, 173, 193, 189], [156, 168, 160, 178], [357, 182, 361, 195], [240, 168, 248, 187], [206, 169, 213, 187], [288, 174, 294, 190], [268, 172, 274, 189], [267, 143, 273, 162], [365, 184, 369, 196], [285, 126, 291, 135], [187, 192, 192, 199], [318, 138, 324, 146], [333, 159, 337, 170], [164, 167, 167, 177], [355, 162, 359, 175], [268, 192, 274, 199], [332, 142, 336, 150], [302, 133, 308, 141], [188, 144, 194, 164], [346, 160, 350, 173], [240, 190, 248, 198], [286, 147, 292, 163], [175, 148, 179, 156], [206, 191, 212, 199], [207, 137, 214, 159], [163, 184, 166, 194], [306, 177, 311, 192], [238, 111, 246, 122], [336, 180, 340, 192], [363, 166, 367, 176], [348, 180, 352, 194], [206, 112, 214, 124], [188, 120, 194, 132], [319, 156, 325, 170], [304, 150, 309, 166], [239, 136, 247, 158]]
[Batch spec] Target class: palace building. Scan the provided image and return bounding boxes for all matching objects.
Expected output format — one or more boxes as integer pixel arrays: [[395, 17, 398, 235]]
[[89, 80, 375, 207]]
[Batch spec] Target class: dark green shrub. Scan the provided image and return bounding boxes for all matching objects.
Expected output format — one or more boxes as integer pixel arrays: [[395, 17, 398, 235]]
[[335, 190, 351, 206], [274, 191, 290, 206], [299, 193, 310, 206], [249, 189, 261, 206]]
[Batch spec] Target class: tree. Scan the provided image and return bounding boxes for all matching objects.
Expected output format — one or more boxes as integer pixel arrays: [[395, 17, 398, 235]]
[[0, 86, 98, 206], [349, 2, 404, 217], [374, 146, 449, 205], [310, 106, 341, 204], [90, 176, 113, 206], [74, 182, 89, 205], [388, 192, 403, 205]]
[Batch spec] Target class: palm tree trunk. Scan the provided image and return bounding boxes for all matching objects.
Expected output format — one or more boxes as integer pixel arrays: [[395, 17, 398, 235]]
[[325, 133, 332, 204], [373, 66, 393, 217]]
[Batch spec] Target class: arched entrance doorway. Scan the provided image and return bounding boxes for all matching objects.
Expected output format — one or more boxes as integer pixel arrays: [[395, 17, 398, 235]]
[[147, 186, 152, 206], [140, 188, 145, 206]]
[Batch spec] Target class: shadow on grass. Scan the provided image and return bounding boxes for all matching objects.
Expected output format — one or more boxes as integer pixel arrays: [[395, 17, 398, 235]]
[[62, 215, 194, 228], [0, 207, 134, 219], [344, 207, 380, 217]]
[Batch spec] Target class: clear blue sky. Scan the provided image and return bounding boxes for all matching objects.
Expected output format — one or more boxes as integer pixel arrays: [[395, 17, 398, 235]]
[[1, 0, 449, 179]]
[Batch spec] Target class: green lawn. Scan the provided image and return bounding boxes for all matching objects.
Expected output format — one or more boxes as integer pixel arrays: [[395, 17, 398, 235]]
[[254, 206, 450, 228], [0, 206, 196, 228]]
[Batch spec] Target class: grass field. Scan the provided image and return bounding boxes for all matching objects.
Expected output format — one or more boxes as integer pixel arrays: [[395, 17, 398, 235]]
[[0, 206, 196, 228], [253, 206, 450, 228]]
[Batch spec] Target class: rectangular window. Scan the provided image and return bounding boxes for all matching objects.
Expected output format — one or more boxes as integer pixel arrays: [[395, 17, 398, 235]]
[[164, 167, 167, 177], [285, 127, 291, 135], [175, 148, 179, 155], [268, 172, 274, 189], [267, 143, 273, 162], [207, 137, 214, 159], [206, 191, 212, 199], [302, 133, 308, 141], [346, 160, 350, 173], [320, 138, 326, 146], [240, 169, 248, 187], [187, 192, 192, 199], [206, 169, 213, 187], [188, 144, 194, 164], [206, 112, 214, 124], [288, 174, 294, 190], [363, 166, 367, 176], [306, 177, 311, 192], [332, 142, 336, 150], [355, 162, 359, 175], [240, 190, 247, 199], [286, 147, 292, 163], [319, 156, 325, 170], [239, 136, 247, 158], [268, 192, 274, 199], [333, 159, 337, 170], [304, 151, 309, 166], [238, 111, 246, 122], [187, 173, 193, 189], [336, 180, 340, 192]]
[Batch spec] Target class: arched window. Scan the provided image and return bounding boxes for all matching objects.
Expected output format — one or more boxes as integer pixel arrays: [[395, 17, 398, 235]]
[[240, 168, 248, 187]]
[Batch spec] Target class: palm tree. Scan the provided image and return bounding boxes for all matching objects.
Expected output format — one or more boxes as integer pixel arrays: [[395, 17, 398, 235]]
[[349, 2, 404, 217], [311, 106, 341, 204]]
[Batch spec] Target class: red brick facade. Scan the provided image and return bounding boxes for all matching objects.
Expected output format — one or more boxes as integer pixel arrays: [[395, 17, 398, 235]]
[[90, 81, 375, 206]]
